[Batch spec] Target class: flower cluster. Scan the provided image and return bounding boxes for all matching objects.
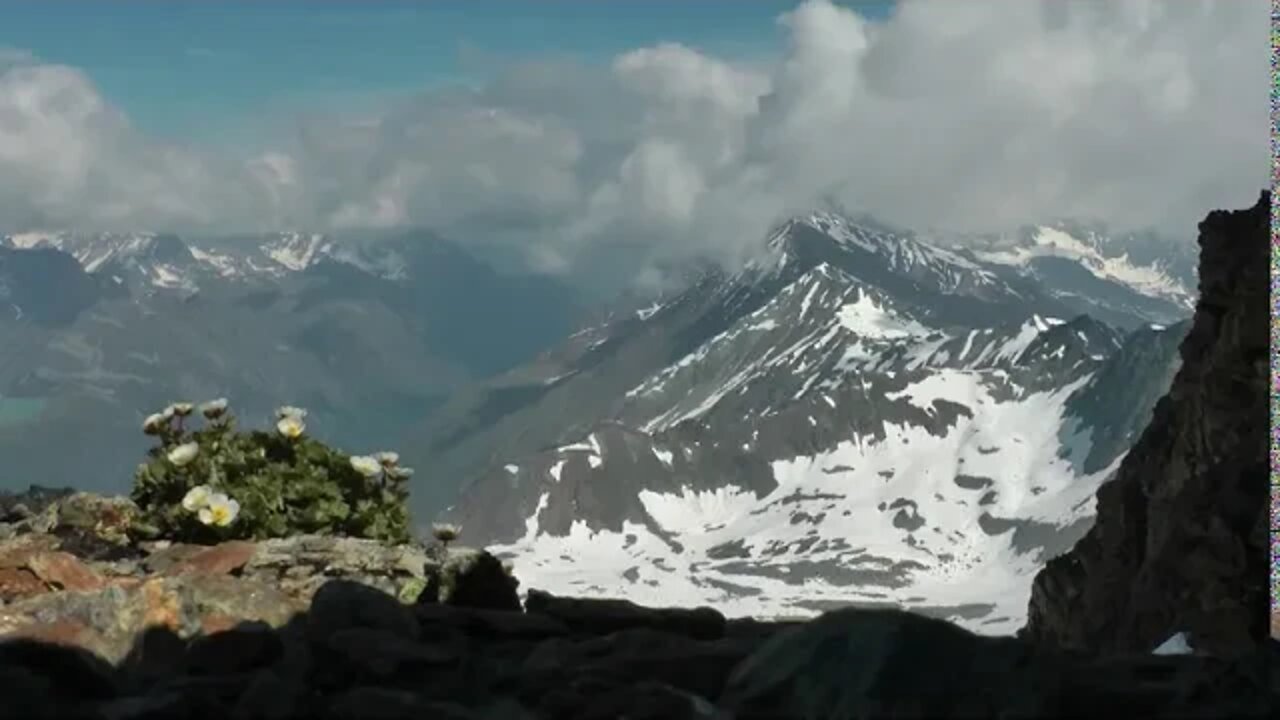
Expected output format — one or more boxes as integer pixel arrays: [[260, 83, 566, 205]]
[[143, 398, 230, 437], [130, 398, 413, 544], [348, 451, 415, 482], [181, 484, 241, 527]]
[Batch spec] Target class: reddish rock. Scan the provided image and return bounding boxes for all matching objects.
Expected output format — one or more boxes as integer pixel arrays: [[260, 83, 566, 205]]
[[0, 533, 61, 569], [139, 578, 186, 632], [200, 611, 242, 635], [141, 544, 204, 574], [5, 618, 98, 649], [0, 541, 105, 600], [0, 566, 47, 602], [26, 551, 105, 593], [164, 541, 257, 578]]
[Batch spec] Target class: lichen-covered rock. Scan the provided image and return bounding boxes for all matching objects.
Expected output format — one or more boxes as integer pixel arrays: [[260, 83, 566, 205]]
[[244, 535, 430, 603], [0, 585, 1274, 719], [0, 485, 75, 523], [1, 492, 141, 562], [0, 574, 303, 663], [52, 492, 138, 541], [417, 546, 521, 612], [1023, 191, 1270, 658], [0, 502, 439, 669]]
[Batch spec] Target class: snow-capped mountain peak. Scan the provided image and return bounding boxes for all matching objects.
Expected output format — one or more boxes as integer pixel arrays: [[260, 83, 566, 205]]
[[1, 230, 206, 292], [429, 207, 1186, 637], [1, 229, 351, 292], [262, 231, 334, 272], [4, 230, 162, 272], [970, 224, 1195, 311], [800, 212, 998, 284]]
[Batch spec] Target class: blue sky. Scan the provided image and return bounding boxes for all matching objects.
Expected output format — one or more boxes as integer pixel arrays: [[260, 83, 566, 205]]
[[1, 0, 892, 142]]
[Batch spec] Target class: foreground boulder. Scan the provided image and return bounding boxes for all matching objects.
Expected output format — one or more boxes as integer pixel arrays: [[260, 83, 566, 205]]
[[417, 545, 522, 611], [722, 608, 1275, 719], [1, 580, 1275, 720], [1, 491, 1271, 718], [524, 588, 726, 639], [0, 493, 436, 666], [1023, 191, 1271, 657]]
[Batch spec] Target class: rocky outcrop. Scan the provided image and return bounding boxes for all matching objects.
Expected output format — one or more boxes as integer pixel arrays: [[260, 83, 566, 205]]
[[0, 485, 75, 522], [723, 608, 1274, 720], [0, 490, 1276, 718], [0, 492, 472, 663], [2, 580, 1274, 719], [1023, 191, 1270, 657]]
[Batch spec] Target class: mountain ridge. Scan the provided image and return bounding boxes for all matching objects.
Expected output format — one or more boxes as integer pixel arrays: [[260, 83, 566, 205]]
[[1023, 190, 1270, 657], [406, 209, 1192, 498], [416, 210, 1193, 632], [0, 228, 585, 499]]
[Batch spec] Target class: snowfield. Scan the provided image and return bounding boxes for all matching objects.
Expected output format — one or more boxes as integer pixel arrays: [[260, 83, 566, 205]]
[[493, 360, 1120, 636]]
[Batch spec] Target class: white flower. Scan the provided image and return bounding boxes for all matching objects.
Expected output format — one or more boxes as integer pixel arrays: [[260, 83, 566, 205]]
[[373, 451, 400, 467], [197, 493, 240, 527], [169, 402, 194, 417], [181, 485, 214, 512], [276, 415, 306, 439], [349, 455, 382, 478], [199, 398, 228, 419], [275, 405, 308, 420], [166, 442, 200, 467], [387, 466, 414, 480], [159, 405, 177, 421], [142, 413, 168, 435], [431, 523, 461, 544]]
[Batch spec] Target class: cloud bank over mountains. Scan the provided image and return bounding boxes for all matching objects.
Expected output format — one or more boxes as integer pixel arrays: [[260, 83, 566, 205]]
[[0, 0, 1267, 279]]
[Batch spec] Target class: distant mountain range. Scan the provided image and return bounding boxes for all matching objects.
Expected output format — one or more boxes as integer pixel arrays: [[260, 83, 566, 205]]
[[0, 213, 1197, 612], [416, 211, 1194, 634], [0, 228, 584, 496]]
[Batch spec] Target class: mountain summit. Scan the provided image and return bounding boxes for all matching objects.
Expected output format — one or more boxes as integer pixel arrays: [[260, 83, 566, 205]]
[[421, 210, 1192, 633]]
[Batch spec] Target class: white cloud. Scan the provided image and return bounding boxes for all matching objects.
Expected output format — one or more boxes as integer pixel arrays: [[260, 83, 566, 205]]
[[0, 0, 1267, 284]]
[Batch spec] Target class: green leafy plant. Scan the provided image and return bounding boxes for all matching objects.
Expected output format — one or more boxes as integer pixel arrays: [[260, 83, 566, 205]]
[[130, 399, 412, 544]]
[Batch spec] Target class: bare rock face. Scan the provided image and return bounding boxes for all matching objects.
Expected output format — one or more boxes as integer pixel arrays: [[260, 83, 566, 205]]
[[416, 545, 522, 611], [1022, 191, 1270, 657]]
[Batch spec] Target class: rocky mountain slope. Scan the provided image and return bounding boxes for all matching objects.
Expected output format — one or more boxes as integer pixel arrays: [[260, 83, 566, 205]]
[[956, 219, 1197, 327], [0, 229, 582, 496], [1023, 190, 1271, 658], [421, 212, 1193, 632]]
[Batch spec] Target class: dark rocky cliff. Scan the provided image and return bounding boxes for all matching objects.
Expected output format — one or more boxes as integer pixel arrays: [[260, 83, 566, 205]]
[[1023, 191, 1270, 657]]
